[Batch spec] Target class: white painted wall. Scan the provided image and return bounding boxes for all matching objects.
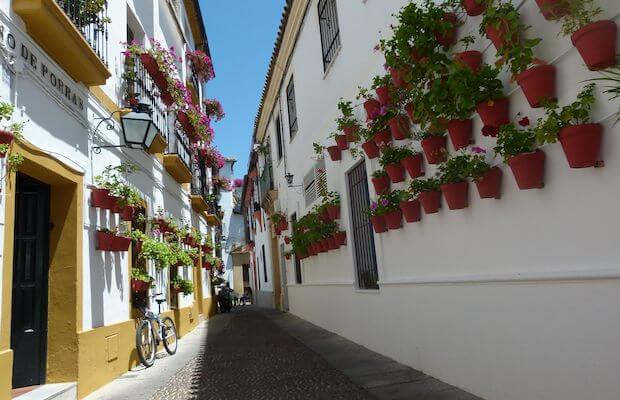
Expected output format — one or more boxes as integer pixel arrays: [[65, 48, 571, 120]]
[[259, 0, 620, 399]]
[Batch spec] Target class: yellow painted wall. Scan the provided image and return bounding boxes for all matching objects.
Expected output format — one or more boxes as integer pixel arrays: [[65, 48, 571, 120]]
[[0, 349, 12, 400], [233, 266, 244, 295]]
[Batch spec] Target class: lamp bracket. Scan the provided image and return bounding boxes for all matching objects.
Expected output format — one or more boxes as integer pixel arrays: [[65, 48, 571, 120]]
[[92, 144, 130, 154]]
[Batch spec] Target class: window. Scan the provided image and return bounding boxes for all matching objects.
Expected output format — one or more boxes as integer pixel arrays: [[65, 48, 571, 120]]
[[275, 115, 284, 161], [286, 77, 298, 138], [303, 159, 326, 207], [318, 0, 341, 71], [347, 162, 378, 290], [291, 213, 302, 284], [261, 244, 268, 283]]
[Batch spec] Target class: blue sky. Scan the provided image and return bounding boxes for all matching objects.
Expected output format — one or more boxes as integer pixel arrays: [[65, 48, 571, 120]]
[[201, 0, 286, 178]]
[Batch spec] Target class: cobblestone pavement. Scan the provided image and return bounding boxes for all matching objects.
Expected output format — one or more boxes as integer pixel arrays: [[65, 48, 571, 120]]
[[152, 306, 374, 400]]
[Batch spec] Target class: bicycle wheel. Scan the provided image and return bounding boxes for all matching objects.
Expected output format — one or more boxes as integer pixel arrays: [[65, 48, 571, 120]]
[[161, 316, 178, 355], [136, 319, 156, 367]]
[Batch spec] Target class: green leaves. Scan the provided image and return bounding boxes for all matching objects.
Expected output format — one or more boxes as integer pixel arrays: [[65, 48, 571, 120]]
[[557, 0, 601, 36], [378, 145, 416, 167], [171, 276, 194, 295], [409, 177, 441, 195], [494, 123, 537, 161]]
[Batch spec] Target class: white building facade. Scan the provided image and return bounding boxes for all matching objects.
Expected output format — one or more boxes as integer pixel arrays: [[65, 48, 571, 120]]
[[245, 1, 620, 400]]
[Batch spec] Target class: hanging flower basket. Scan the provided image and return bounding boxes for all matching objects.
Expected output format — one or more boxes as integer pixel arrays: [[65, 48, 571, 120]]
[[462, 0, 486, 16], [434, 12, 458, 47], [120, 206, 135, 222], [335, 134, 349, 151], [419, 191, 441, 214], [385, 163, 406, 183], [327, 146, 342, 162], [96, 232, 131, 251], [364, 99, 382, 120], [374, 129, 392, 147], [401, 154, 424, 179], [447, 119, 473, 151], [475, 167, 503, 199], [335, 231, 347, 246], [371, 175, 390, 195], [385, 209, 403, 230], [327, 205, 340, 220], [400, 199, 421, 223], [571, 20, 618, 71], [388, 115, 410, 140], [370, 215, 387, 234], [441, 182, 469, 210], [476, 97, 510, 129], [421, 136, 447, 164], [454, 50, 482, 73], [516, 65, 557, 108], [376, 86, 392, 106], [362, 140, 380, 159], [131, 279, 150, 293], [535, 0, 568, 20], [558, 124, 602, 168], [508, 150, 546, 190]]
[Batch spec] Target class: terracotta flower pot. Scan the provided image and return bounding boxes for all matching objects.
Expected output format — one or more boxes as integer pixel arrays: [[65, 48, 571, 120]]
[[335, 134, 349, 151], [131, 279, 150, 293], [405, 102, 421, 124], [462, 0, 486, 16], [364, 98, 382, 120], [447, 119, 473, 151], [389, 67, 408, 88], [320, 209, 330, 223], [327, 204, 341, 220], [475, 167, 502, 199], [485, 20, 518, 50], [400, 199, 421, 223], [0, 130, 14, 157], [109, 195, 122, 213], [177, 111, 195, 136], [335, 231, 347, 246], [421, 136, 447, 164], [454, 50, 482, 73], [91, 188, 111, 208], [385, 163, 406, 183], [571, 20, 618, 71], [558, 124, 602, 168], [134, 240, 143, 254], [434, 12, 458, 47], [160, 89, 174, 107], [388, 115, 410, 140], [362, 140, 380, 159], [441, 182, 469, 210], [508, 150, 545, 190], [371, 175, 390, 195], [374, 129, 392, 147], [516, 65, 557, 108], [140, 54, 164, 83], [370, 215, 387, 233], [344, 126, 359, 142], [321, 239, 330, 252], [535, 0, 568, 20], [385, 209, 403, 230], [327, 235, 338, 250], [97, 232, 131, 251], [279, 220, 288, 232], [121, 205, 135, 222], [401, 154, 424, 179], [376, 86, 392, 106], [327, 145, 342, 161], [419, 191, 441, 214], [476, 97, 510, 129]]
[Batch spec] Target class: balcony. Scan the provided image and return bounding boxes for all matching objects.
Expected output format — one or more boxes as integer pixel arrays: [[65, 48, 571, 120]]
[[259, 163, 277, 212], [163, 129, 192, 184], [206, 202, 220, 226], [125, 55, 168, 154], [190, 158, 209, 213], [13, 0, 111, 86]]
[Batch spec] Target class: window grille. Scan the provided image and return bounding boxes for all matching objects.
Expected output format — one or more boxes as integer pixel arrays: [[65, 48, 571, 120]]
[[318, 0, 341, 71], [275, 115, 284, 160], [286, 77, 298, 138]]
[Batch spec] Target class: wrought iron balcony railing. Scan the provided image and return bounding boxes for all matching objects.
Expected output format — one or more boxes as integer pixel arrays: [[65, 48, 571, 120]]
[[166, 129, 192, 170], [56, 0, 109, 66], [191, 157, 208, 197], [259, 163, 274, 203]]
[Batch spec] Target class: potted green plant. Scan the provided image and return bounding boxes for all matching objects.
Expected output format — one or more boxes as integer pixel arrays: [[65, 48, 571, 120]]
[[170, 276, 194, 295], [379, 145, 409, 183], [131, 268, 154, 293], [410, 177, 442, 214], [536, 83, 601, 168], [139, 235, 176, 269], [474, 65, 509, 130], [480, 2, 521, 50], [468, 147, 502, 199], [462, 0, 488, 17], [94, 163, 138, 212], [396, 189, 421, 223], [369, 116, 392, 148], [358, 87, 382, 120], [96, 228, 131, 252], [438, 154, 471, 210], [336, 100, 360, 142], [387, 109, 411, 141], [329, 131, 349, 151], [357, 125, 380, 159], [372, 74, 394, 106], [368, 193, 401, 233], [371, 169, 390, 195], [495, 117, 545, 190], [270, 211, 289, 233], [453, 35, 482, 74], [415, 130, 447, 164], [323, 191, 341, 220]]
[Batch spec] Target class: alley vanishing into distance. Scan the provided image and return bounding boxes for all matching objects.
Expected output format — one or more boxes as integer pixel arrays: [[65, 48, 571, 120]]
[[88, 307, 480, 400]]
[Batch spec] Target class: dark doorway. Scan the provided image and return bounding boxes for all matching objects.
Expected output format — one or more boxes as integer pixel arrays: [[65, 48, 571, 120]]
[[11, 173, 51, 388]]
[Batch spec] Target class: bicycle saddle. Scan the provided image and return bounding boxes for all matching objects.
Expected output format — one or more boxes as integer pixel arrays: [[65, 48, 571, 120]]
[[155, 298, 165, 305]]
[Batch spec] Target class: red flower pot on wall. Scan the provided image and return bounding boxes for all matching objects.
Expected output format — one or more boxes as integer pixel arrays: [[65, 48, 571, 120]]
[[0, 130, 14, 157], [97, 232, 131, 251], [110, 196, 122, 213], [477, 97, 509, 128], [389, 67, 408, 88], [535, 0, 568, 20], [400, 199, 421, 223], [121, 206, 135, 222], [401, 154, 424, 179], [419, 191, 441, 214], [371, 175, 390, 195], [140, 54, 163, 83], [516, 65, 557, 108], [327, 205, 340, 220], [385, 209, 403, 230], [441, 182, 469, 210], [571, 20, 618, 71], [327, 146, 342, 162], [335, 134, 349, 151], [374, 129, 392, 147], [160, 89, 174, 107], [462, 0, 486, 16], [475, 167, 502, 199], [421, 136, 447, 164], [376, 86, 392, 106], [335, 231, 347, 246], [371, 215, 387, 234], [91, 188, 111, 208], [344, 126, 358, 142], [321, 239, 330, 252], [327, 236, 338, 250], [385, 163, 406, 183], [447, 119, 473, 151], [177, 111, 195, 136], [362, 140, 380, 159], [454, 50, 482, 73], [508, 150, 545, 190], [364, 99, 382, 120], [485, 21, 517, 50], [434, 13, 458, 47], [388, 115, 410, 140], [131, 279, 150, 293], [558, 124, 602, 168]]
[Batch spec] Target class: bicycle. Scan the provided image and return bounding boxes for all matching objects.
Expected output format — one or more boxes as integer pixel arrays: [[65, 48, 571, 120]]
[[135, 293, 178, 367]]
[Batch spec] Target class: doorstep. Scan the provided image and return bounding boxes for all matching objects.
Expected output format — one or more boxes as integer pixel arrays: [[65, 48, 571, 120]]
[[13, 383, 76, 400]]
